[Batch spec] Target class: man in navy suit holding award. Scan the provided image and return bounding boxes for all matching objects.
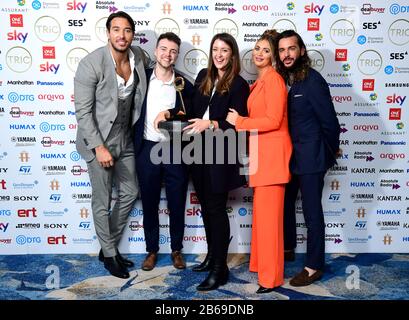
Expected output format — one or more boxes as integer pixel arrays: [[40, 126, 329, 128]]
[[275, 30, 340, 287], [133, 32, 193, 272]]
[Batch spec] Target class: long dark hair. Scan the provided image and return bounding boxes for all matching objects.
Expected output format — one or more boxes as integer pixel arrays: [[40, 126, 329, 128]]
[[199, 33, 241, 96], [274, 30, 311, 84]]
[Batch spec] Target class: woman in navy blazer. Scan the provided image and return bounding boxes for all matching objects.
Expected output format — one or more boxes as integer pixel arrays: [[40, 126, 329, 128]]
[[183, 33, 249, 291]]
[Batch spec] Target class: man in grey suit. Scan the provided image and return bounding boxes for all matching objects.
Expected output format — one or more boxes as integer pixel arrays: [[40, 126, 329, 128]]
[[74, 11, 148, 279]]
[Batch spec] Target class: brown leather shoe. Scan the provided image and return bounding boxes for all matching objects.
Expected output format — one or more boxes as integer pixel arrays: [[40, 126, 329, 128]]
[[171, 251, 186, 269], [142, 252, 157, 271], [289, 269, 323, 287]]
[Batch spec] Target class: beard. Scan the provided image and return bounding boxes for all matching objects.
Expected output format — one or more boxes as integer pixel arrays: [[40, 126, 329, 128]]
[[284, 56, 303, 73]]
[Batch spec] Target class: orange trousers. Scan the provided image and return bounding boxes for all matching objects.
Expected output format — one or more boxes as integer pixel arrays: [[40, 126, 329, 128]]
[[249, 184, 285, 288]]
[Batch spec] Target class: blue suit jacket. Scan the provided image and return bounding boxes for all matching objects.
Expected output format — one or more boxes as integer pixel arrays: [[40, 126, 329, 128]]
[[287, 68, 340, 175], [134, 68, 194, 154]]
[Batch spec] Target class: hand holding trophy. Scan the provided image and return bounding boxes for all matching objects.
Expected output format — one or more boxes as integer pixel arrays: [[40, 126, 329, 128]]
[[158, 76, 190, 133]]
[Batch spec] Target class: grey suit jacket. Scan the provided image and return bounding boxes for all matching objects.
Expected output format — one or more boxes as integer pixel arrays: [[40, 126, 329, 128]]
[[74, 45, 148, 162]]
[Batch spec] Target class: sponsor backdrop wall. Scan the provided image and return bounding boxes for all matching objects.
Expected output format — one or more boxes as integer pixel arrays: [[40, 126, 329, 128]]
[[0, 0, 408, 254]]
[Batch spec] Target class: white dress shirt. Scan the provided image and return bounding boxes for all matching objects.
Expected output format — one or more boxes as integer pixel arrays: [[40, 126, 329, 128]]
[[110, 49, 135, 99], [144, 71, 176, 142]]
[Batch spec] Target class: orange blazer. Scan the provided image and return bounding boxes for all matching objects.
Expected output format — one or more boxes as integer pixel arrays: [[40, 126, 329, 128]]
[[236, 66, 292, 187]]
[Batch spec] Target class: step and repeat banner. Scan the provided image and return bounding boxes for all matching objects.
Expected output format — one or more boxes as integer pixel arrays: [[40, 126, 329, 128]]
[[0, 0, 408, 254]]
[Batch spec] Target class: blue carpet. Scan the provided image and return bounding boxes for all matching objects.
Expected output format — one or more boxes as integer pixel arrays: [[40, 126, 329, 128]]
[[0, 253, 408, 300]]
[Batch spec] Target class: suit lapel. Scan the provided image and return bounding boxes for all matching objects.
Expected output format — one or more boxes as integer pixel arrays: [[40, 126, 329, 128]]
[[131, 46, 147, 97], [103, 45, 118, 104]]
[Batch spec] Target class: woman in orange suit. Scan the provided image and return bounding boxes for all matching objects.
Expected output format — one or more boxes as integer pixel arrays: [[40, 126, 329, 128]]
[[226, 30, 292, 294]]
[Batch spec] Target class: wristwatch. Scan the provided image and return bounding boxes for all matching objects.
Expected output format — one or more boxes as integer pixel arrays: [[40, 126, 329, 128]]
[[209, 120, 215, 130]]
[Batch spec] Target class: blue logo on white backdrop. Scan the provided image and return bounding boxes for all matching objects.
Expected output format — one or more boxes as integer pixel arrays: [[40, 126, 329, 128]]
[[32, 0, 41, 10], [330, 4, 339, 14], [64, 33, 73, 42], [384, 65, 394, 74], [389, 4, 403, 15], [238, 208, 248, 216], [357, 35, 367, 45], [70, 151, 81, 162]]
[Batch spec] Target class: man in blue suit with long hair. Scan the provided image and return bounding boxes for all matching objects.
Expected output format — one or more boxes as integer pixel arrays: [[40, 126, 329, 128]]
[[275, 30, 340, 287]]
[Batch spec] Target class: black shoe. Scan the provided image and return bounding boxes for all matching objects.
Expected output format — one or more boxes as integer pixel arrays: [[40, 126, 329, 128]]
[[99, 249, 134, 268], [103, 256, 130, 279], [116, 251, 134, 268], [196, 264, 229, 291], [192, 253, 213, 272], [256, 285, 275, 294], [289, 269, 323, 287], [284, 250, 295, 262]]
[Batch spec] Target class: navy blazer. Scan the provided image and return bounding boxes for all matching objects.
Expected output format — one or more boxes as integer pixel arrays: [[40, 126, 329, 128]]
[[134, 68, 194, 154], [188, 68, 250, 193], [287, 68, 340, 175]]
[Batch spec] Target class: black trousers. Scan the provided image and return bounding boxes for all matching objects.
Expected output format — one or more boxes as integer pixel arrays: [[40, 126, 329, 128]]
[[191, 164, 229, 264], [284, 172, 326, 270], [136, 140, 188, 253]]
